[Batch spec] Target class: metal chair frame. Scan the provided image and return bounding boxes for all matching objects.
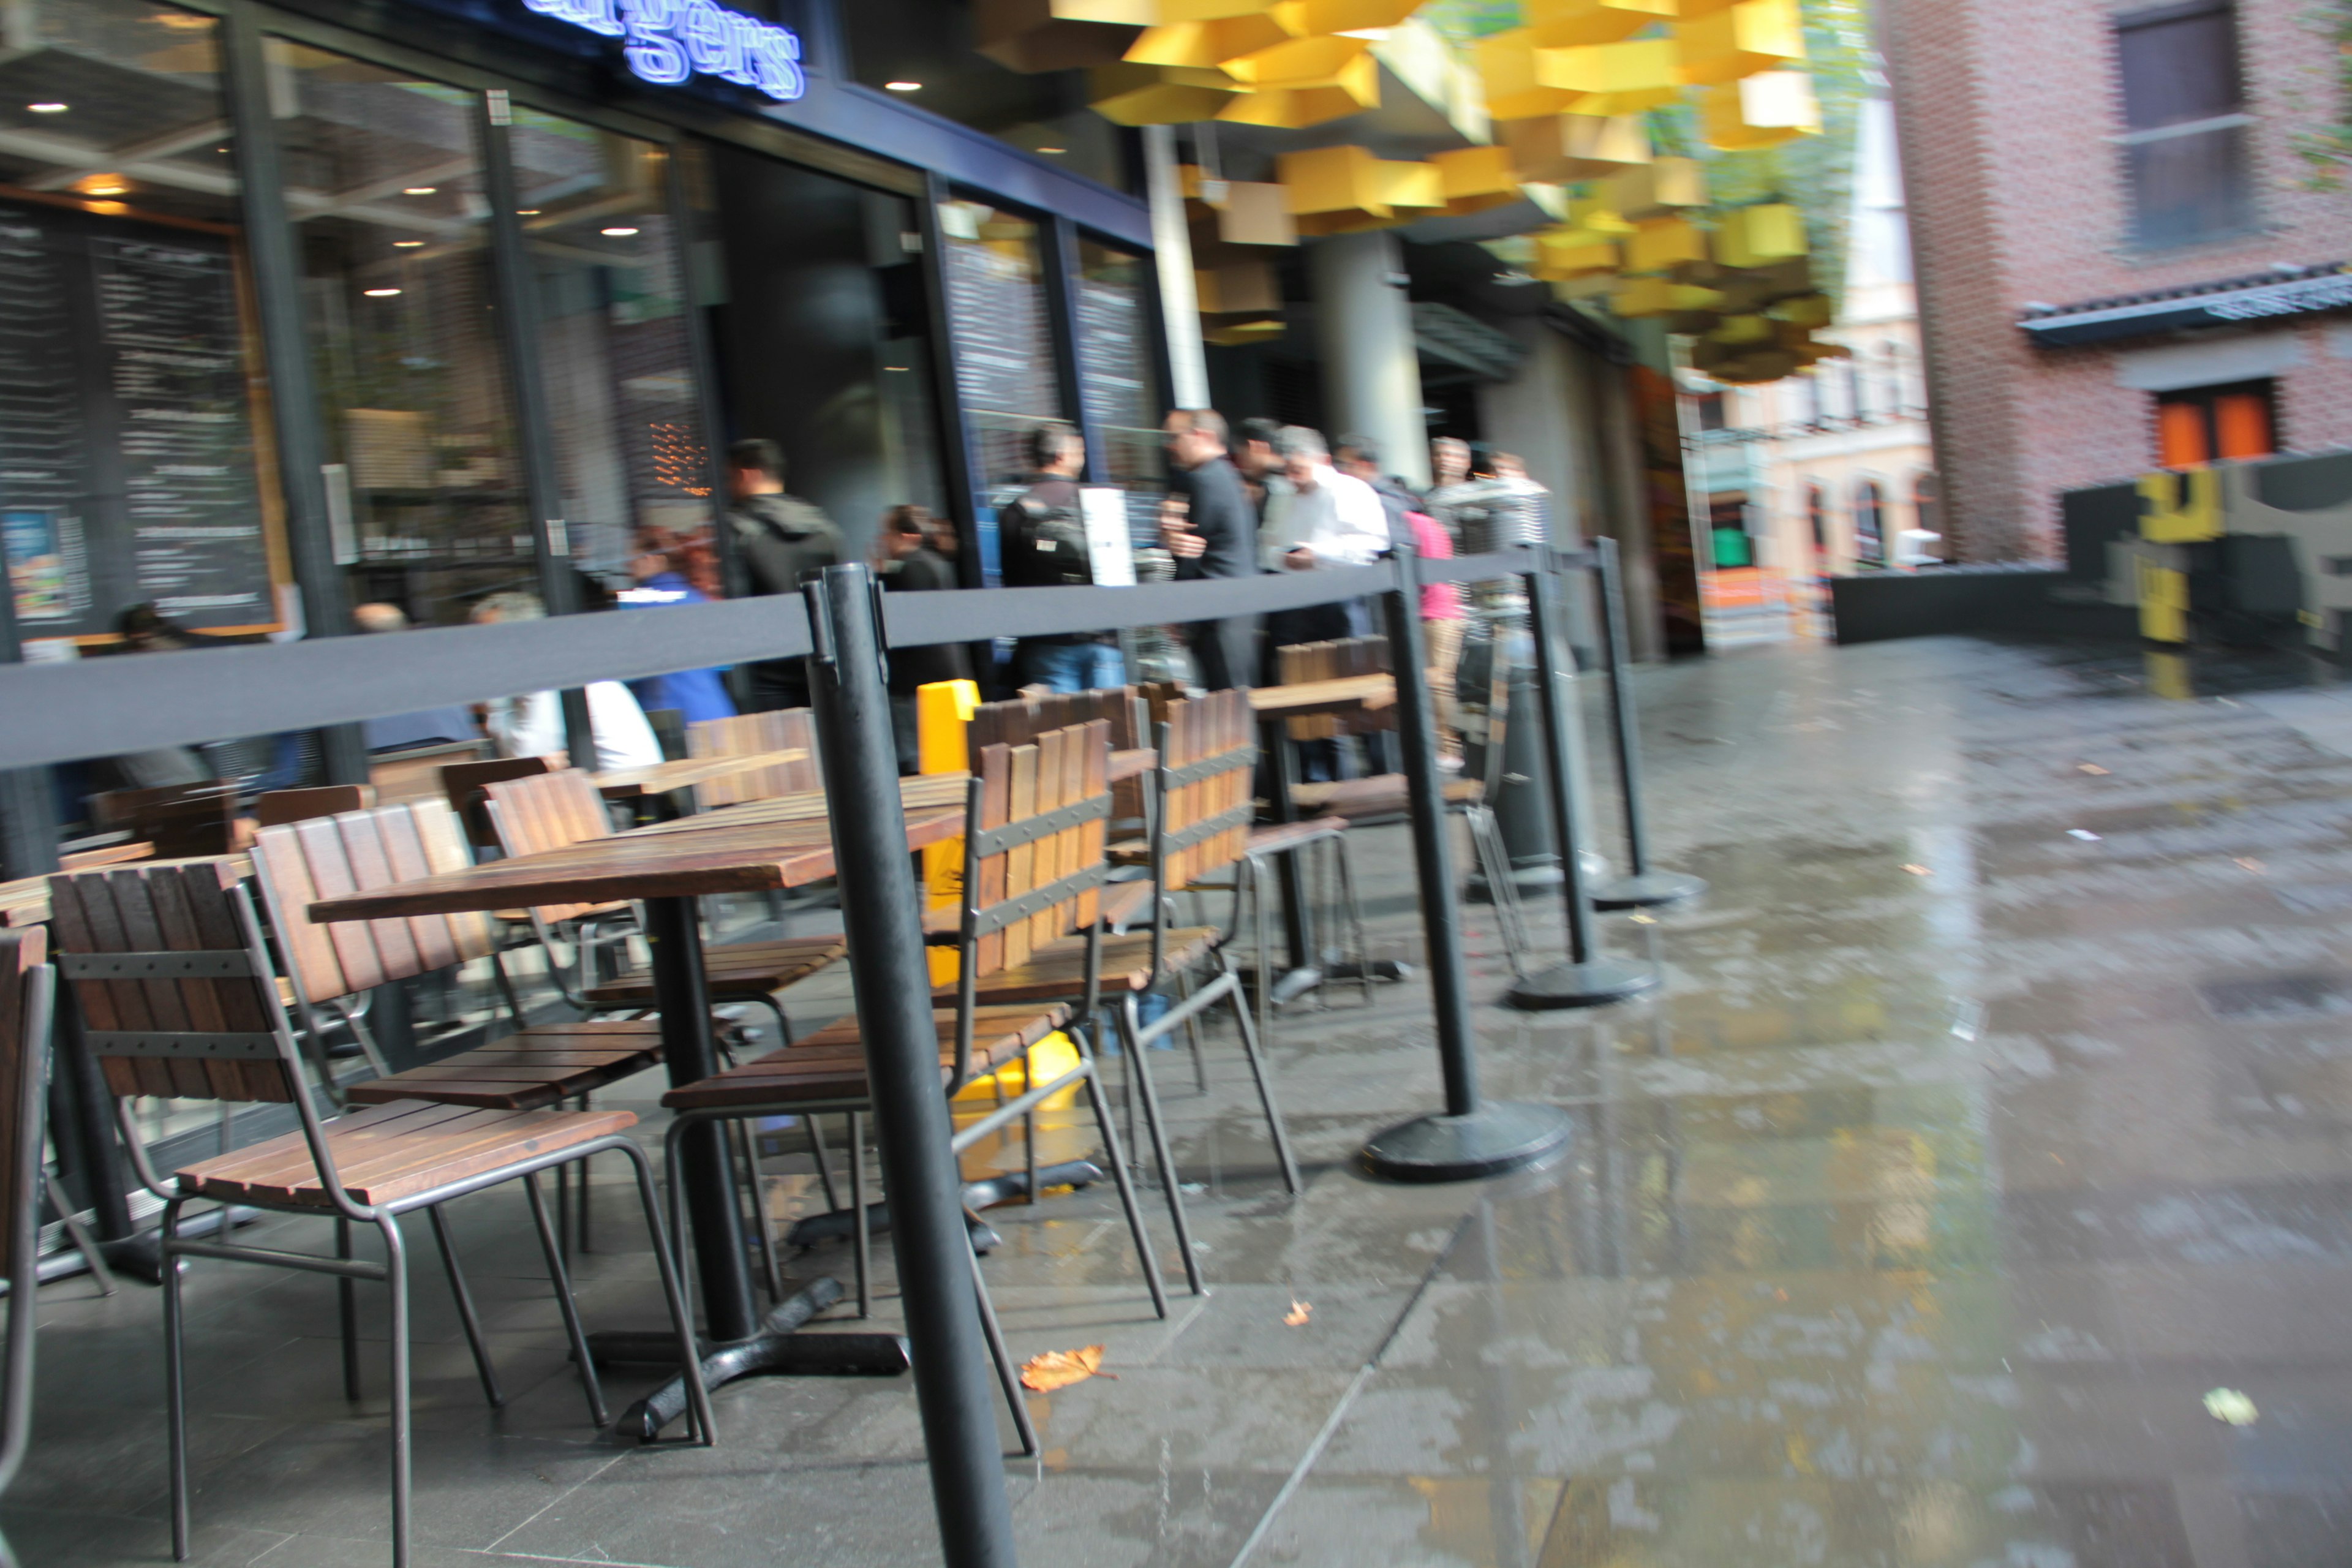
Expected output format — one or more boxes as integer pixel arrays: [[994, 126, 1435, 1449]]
[[660, 758, 1179, 1457], [59, 875, 710, 1568]]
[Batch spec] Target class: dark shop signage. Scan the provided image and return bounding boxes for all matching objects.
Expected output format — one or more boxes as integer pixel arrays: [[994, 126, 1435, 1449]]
[[2021, 266, 2352, 348]]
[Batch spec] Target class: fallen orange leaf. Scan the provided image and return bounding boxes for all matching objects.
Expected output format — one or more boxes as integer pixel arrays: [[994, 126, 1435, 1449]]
[[1019, 1345, 1109, 1391], [1284, 1300, 1313, 1326]]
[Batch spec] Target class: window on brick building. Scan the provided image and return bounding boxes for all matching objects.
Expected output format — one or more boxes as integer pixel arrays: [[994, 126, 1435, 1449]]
[[1694, 391, 1727, 432], [1854, 480, 1885, 565], [2114, 0, 2253, 247], [1806, 483, 1828, 552], [2155, 379, 2276, 467]]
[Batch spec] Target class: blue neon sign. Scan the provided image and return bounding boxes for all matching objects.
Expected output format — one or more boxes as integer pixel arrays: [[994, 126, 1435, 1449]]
[[518, 0, 806, 102]]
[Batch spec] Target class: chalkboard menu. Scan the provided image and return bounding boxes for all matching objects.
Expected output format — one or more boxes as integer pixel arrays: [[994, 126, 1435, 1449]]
[[1076, 277, 1152, 440], [0, 202, 278, 641], [941, 233, 1059, 430]]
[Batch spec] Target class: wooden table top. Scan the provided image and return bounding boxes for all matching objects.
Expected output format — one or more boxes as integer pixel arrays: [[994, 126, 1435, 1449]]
[[593, 748, 807, 800], [622, 771, 972, 838], [1248, 674, 1396, 720], [1107, 747, 1156, 783], [310, 805, 963, 921]]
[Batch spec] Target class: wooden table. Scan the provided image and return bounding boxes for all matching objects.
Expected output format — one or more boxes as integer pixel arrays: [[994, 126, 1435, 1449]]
[[1246, 673, 1396, 721], [620, 771, 971, 838], [311, 801, 963, 1436], [592, 748, 807, 803]]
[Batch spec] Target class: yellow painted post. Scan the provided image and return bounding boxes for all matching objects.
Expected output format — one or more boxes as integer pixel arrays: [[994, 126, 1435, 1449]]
[[918, 679, 981, 984]]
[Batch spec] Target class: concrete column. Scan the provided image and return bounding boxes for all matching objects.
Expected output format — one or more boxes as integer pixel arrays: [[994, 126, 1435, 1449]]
[[1309, 230, 1430, 490], [1142, 126, 1209, 410]]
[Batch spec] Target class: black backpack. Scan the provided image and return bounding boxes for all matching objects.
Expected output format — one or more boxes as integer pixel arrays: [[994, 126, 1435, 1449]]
[[1000, 491, 1094, 589]]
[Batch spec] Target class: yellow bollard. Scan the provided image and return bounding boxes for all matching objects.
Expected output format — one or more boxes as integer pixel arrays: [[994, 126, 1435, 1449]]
[[918, 680, 981, 984], [950, 1030, 1085, 1113]]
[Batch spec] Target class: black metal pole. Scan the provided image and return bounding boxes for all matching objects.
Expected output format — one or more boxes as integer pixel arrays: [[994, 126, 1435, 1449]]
[[221, 2, 366, 787], [1504, 552, 1658, 1012], [0, 570, 56, 883], [477, 90, 597, 771], [807, 564, 1018, 1568], [1360, 547, 1574, 1182], [1588, 537, 1706, 911]]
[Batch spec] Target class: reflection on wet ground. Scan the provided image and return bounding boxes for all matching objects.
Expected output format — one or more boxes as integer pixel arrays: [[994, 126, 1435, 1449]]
[[15, 635, 2352, 1566]]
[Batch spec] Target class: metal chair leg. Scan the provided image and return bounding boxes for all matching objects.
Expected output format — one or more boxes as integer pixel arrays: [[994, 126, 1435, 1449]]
[[617, 1139, 716, 1446], [1333, 834, 1374, 1007], [1223, 965, 1301, 1194], [1117, 996, 1204, 1295], [728, 1118, 783, 1305], [426, 1205, 505, 1409], [378, 1214, 413, 1568], [848, 1110, 871, 1319], [163, 1198, 190, 1563], [805, 1114, 843, 1215], [522, 1173, 608, 1430], [969, 1247, 1039, 1457], [1079, 1061, 1169, 1319], [1021, 1046, 1039, 1206], [45, 1172, 115, 1297], [336, 1216, 361, 1403]]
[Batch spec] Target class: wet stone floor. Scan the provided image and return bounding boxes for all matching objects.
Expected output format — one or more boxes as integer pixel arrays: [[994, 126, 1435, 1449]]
[[17, 634, 2352, 1567]]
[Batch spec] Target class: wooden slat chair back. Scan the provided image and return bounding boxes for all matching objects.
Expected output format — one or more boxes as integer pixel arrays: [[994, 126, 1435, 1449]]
[[688, 709, 818, 807], [970, 687, 1147, 823], [956, 720, 1111, 1061], [441, 756, 556, 853], [1276, 636, 1396, 741], [480, 769, 624, 927], [93, 782, 241, 859], [250, 802, 497, 1015], [1152, 688, 1256, 899]]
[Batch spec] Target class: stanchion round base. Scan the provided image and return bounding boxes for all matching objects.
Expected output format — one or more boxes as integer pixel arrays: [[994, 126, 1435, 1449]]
[[1505, 957, 1659, 1012], [1591, 870, 1708, 911], [1360, 1102, 1575, 1183]]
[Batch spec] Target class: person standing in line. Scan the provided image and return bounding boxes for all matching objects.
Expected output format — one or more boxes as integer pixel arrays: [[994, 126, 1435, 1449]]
[[616, 527, 737, 726], [1159, 407, 1258, 691], [726, 437, 843, 712], [1000, 422, 1125, 692], [1261, 426, 1390, 617], [1422, 435, 1479, 545], [1406, 507, 1466, 769], [1334, 434, 1420, 552], [877, 504, 972, 772], [470, 591, 663, 772], [350, 601, 480, 752]]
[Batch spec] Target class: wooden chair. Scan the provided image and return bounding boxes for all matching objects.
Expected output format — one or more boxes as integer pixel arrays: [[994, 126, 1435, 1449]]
[[481, 769, 845, 1034], [91, 781, 239, 859], [440, 755, 557, 856], [968, 684, 1161, 823], [1282, 638, 1532, 974], [46, 860, 709, 1567], [249, 801, 671, 1117], [970, 692, 1300, 1280], [0, 929, 58, 1567], [368, 738, 491, 807], [687, 709, 818, 809], [658, 720, 1177, 1453], [255, 784, 374, 828]]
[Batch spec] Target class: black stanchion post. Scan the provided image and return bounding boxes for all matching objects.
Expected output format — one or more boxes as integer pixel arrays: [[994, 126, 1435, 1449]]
[[806, 565, 1020, 1568], [1504, 551, 1659, 1012], [1360, 546, 1575, 1182], [1588, 537, 1706, 912]]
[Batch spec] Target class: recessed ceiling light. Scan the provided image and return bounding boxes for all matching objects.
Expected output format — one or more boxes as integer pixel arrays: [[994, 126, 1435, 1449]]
[[516, 209, 540, 216], [1038, 146, 1065, 154], [884, 80, 922, 91], [393, 239, 424, 248], [600, 225, 639, 236], [402, 186, 437, 195], [26, 103, 66, 114], [363, 287, 402, 297], [76, 173, 129, 197]]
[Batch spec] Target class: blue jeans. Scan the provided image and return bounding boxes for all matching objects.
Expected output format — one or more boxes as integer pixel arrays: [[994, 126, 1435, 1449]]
[[1014, 639, 1125, 692]]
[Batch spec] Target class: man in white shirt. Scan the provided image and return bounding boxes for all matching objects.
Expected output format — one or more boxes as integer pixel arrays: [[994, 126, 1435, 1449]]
[[470, 592, 663, 772], [1259, 425, 1392, 573]]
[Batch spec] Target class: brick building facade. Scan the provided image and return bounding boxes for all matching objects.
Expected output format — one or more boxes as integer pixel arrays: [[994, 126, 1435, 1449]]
[[1879, 0, 2352, 562]]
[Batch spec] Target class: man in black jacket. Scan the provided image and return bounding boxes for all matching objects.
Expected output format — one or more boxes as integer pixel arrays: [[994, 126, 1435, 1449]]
[[1160, 407, 1258, 690], [727, 437, 843, 712], [880, 504, 971, 771], [1001, 423, 1125, 692]]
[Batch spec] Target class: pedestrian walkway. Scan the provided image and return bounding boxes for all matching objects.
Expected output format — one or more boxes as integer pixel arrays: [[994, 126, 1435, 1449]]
[[15, 634, 2352, 1567]]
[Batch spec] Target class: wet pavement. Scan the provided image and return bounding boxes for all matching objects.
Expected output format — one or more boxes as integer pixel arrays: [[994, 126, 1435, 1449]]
[[16, 634, 2352, 1566]]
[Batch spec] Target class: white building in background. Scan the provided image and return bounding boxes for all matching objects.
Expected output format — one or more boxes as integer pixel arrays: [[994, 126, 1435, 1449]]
[[1686, 97, 1940, 641]]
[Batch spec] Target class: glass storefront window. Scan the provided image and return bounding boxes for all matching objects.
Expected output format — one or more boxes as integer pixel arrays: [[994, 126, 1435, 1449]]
[[273, 42, 528, 627], [938, 199, 1062, 576], [509, 110, 714, 597], [1076, 238, 1163, 549], [0, 1, 285, 647]]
